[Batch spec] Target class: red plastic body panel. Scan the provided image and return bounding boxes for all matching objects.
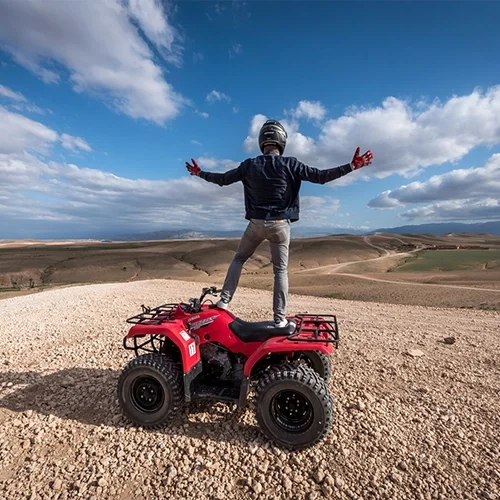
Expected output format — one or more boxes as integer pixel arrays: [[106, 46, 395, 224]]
[[185, 308, 264, 358], [125, 302, 336, 375], [242, 338, 334, 376], [126, 318, 200, 373]]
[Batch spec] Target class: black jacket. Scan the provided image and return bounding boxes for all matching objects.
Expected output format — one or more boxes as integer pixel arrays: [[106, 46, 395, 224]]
[[199, 152, 353, 222]]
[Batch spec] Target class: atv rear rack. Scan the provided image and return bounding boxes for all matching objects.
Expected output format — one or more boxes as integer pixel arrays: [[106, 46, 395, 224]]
[[126, 303, 178, 325], [288, 314, 340, 345]]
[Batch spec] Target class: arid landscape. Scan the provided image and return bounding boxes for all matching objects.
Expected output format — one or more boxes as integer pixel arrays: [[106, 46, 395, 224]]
[[0, 233, 499, 499], [1, 232, 500, 310]]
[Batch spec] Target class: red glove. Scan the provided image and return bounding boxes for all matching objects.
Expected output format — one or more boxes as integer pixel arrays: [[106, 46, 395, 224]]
[[351, 147, 373, 170], [185, 158, 201, 176]]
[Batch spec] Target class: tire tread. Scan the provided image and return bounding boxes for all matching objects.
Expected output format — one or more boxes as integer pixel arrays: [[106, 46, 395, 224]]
[[254, 363, 334, 449], [117, 353, 183, 428]]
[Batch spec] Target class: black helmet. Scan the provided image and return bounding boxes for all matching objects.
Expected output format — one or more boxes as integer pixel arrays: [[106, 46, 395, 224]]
[[258, 119, 287, 154]]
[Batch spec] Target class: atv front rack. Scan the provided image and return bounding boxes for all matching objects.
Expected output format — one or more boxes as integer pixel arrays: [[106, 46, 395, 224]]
[[123, 334, 167, 356], [126, 303, 178, 325], [288, 314, 340, 345]]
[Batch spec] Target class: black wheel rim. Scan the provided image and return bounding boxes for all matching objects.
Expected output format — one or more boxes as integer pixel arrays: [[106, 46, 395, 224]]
[[131, 376, 165, 413], [271, 390, 313, 433]]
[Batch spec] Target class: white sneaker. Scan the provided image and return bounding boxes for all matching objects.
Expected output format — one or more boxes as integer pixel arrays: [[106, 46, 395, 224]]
[[216, 296, 230, 310], [274, 319, 288, 328]]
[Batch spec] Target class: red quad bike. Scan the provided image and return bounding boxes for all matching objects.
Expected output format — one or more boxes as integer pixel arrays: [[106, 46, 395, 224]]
[[117, 286, 340, 450]]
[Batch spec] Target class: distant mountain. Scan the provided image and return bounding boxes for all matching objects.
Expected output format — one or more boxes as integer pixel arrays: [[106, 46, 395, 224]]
[[109, 221, 500, 241], [372, 221, 500, 236], [112, 229, 243, 241], [111, 225, 367, 241]]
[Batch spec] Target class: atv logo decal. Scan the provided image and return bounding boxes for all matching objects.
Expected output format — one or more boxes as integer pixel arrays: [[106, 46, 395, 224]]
[[188, 342, 196, 357], [188, 315, 219, 331], [180, 330, 191, 342]]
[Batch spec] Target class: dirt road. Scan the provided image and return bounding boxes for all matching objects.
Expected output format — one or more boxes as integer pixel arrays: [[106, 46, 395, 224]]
[[295, 236, 500, 293], [333, 272, 500, 293], [326, 235, 394, 273]]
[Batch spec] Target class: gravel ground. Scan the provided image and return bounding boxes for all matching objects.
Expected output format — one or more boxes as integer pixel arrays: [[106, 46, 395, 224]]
[[0, 279, 499, 500]]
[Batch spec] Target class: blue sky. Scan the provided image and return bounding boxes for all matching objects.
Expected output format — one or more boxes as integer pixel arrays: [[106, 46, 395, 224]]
[[1, 0, 500, 239]]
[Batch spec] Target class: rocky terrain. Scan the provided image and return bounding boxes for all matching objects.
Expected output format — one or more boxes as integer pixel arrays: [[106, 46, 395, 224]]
[[0, 279, 498, 499]]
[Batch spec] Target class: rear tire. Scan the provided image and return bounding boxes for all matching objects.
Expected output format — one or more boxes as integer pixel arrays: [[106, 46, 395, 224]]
[[254, 364, 334, 450], [117, 354, 183, 428]]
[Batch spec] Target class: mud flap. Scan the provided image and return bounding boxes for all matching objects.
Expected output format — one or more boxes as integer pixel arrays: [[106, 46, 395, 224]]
[[238, 376, 249, 408], [183, 360, 203, 403]]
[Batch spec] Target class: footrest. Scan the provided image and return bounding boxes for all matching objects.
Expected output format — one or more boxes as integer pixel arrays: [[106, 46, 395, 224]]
[[191, 383, 240, 403]]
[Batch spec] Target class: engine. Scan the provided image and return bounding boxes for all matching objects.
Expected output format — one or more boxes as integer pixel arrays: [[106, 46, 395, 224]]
[[200, 343, 242, 381]]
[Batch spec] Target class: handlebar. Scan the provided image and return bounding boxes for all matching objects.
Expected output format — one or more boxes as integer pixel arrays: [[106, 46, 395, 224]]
[[201, 286, 222, 297], [187, 286, 222, 314]]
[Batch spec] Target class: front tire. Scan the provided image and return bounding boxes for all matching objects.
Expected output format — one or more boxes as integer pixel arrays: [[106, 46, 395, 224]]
[[254, 364, 334, 449], [117, 354, 184, 428]]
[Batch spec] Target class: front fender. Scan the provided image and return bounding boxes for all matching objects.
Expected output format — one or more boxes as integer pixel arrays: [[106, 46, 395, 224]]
[[243, 337, 333, 377], [125, 321, 200, 373]]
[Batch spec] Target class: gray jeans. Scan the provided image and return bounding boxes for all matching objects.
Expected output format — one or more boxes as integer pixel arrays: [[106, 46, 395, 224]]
[[221, 219, 291, 323]]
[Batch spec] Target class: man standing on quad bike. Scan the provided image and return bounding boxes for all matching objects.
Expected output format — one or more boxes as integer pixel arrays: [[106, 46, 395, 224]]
[[185, 120, 373, 328]]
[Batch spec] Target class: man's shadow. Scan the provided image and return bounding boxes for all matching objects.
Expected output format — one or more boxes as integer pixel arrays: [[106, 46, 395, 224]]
[[0, 368, 259, 444]]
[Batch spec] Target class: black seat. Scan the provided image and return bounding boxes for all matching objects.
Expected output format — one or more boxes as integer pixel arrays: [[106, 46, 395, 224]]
[[229, 318, 296, 343]]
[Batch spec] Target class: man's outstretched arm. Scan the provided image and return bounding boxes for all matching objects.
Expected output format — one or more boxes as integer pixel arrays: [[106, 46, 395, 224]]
[[185, 158, 242, 186], [292, 148, 373, 184]]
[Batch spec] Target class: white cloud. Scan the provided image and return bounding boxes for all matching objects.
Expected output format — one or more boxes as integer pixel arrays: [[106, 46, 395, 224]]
[[197, 157, 240, 172], [0, 152, 246, 233], [244, 87, 500, 180], [0, 84, 49, 115], [206, 90, 231, 103], [12, 102, 46, 115], [372, 154, 500, 207], [287, 196, 356, 230], [290, 100, 327, 121], [127, 0, 183, 67], [0, 153, 348, 236], [0, 107, 91, 156], [0, 106, 58, 155], [60, 133, 93, 153], [0, 84, 27, 102], [369, 154, 500, 209], [369, 154, 500, 221], [229, 43, 242, 58], [0, 0, 187, 124], [197, 111, 209, 119], [0, 107, 244, 234], [233, 106, 239, 114], [368, 191, 405, 209], [197, 157, 218, 169], [301, 196, 340, 211], [0, 107, 349, 236], [191, 140, 202, 146], [193, 52, 204, 63], [401, 199, 500, 221]]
